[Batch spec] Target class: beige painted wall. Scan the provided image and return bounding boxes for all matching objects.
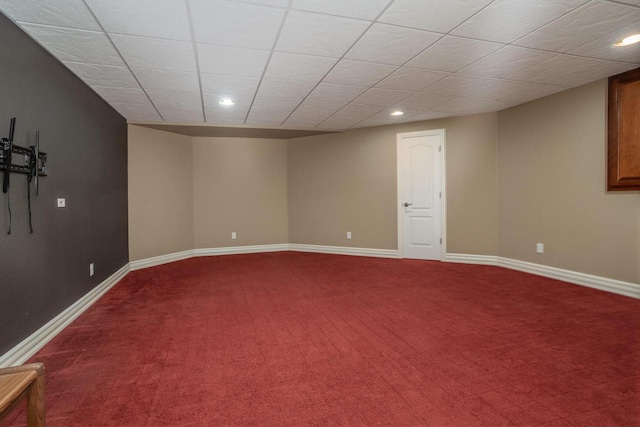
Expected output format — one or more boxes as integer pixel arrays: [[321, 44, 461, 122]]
[[128, 125, 193, 261], [288, 113, 498, 254], [498, 80, 640, 283], [192, 137, 289, 248]]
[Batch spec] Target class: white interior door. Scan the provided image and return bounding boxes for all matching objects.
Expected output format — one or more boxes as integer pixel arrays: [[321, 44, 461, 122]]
[[397, 130, 444, 260]]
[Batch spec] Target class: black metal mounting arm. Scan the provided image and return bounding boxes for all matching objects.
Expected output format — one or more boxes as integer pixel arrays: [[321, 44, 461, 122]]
[[0, 118, 48, 195]]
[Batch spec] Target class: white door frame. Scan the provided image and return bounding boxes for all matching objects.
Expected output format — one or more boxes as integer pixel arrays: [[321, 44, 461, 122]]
[[396, 129, 447, 260]]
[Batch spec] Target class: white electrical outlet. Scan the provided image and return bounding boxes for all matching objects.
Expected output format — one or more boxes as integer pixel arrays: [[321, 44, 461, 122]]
[[89, 263, 94, 276], [231, 232, 237, 240], [536, 243, 544, 254], [57, 198, 66, 208], [347, 231, 352, 239]]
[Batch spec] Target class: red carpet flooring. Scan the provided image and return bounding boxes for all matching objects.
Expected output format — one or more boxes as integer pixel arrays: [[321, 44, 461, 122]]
[[3, 252, 639, 426]]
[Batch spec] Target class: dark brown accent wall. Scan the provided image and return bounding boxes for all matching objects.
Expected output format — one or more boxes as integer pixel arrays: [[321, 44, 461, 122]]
[[0, 14, 128, 355]]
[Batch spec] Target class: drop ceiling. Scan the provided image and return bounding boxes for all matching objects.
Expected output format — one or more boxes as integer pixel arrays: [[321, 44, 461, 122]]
[[1, 0, 639, 131]]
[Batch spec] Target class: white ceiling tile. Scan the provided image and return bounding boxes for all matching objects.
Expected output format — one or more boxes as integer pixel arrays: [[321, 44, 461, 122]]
[[568, 23, 640, 63], [205, 106, 250, 122], [400, 110, 450, 122], [379, 0, 493, 33], [305, 84, 368, 104], [345, 24, 442, 65], [353, 116, 404, 128], [265, 52, 338, 82], [20, 24, 124, 66], [332, 103, 385, 121], [92, 86, 151, 105], [146, 90, 201, 109], [0, 0, 99, 30], [463, 80, 569, 102], [245, 112, 290, 126], [435, 97, 512, 114], [323, 59, 397, 86], [276, 11, 370, 57], [420, 74, 497, 97], [514, 1, 640, 52], [131, 68, 200, 91], [157, 107, 204, 123], [63, 62, 139, 88], [284, 112, 331, 128], [256, 79, 317, 100], [376, 68, 450, 91], [190, 0, 285, 49], [392, 93, 451, 110], [200, 75, 261, 97], [316, 116, 361, 129], [506, 55, 638, 86], [111, 103, 162, 121], [294, 100, 348, 116], [352, 88, 412, 108], [407, 36, 503, 72], [452, 0, 588, 43], [233, 0, 289, 6], [110, 35, 196, 71], [459, 46, 558, 78], [291, 0, 392, 20], [251, 97, 302, 114], [84, 0, 190, 40], [197, 44, 270, 77]]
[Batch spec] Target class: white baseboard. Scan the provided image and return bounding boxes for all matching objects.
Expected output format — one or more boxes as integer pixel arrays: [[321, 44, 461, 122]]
[[444, 253, 498, 265], [445, 252, 639, 299], [130, 249, 193, 271], [289, 244, 399, 258], [194, 244, 290, 256], [497, 257, 639, 299], [0, 263, 130, 367]]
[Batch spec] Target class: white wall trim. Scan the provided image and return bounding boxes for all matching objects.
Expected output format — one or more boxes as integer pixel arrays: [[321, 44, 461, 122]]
[[130, 249, 194, 271], [0, 263, 130, 367], [194, 244, 290, 256], [444, 253, 498, 265], [289, 244, 399, 258], [445, 253, 639, 299], [497, 257, 639, 299]]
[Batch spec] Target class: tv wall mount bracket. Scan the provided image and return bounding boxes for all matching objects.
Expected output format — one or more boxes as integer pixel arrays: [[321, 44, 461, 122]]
[[1, 118, 48, 233]]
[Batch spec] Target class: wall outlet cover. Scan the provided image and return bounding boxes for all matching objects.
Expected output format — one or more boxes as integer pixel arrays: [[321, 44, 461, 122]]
[[536, 243, 544, 254]]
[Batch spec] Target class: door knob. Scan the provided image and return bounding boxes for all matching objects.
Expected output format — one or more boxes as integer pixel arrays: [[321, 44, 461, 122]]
[[403, 202, 412, 207]]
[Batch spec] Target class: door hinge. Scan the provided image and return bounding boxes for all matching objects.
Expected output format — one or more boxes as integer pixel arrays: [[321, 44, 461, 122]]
[[439, 145, 442, 152], [439, 191, 442, 199], [440, 238, 442, 244]]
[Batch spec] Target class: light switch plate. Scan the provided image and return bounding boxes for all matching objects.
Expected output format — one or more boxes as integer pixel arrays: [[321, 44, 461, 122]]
[[57, 198, 66, 208]]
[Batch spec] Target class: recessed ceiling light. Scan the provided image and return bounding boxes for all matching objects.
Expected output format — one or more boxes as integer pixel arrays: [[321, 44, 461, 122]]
[[614, 34, 640, 47], [391, 111, 404, 116], [219, 99, 235, 106]]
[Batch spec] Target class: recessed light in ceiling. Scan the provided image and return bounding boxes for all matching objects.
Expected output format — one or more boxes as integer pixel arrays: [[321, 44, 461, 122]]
[[614, 34, 640, 47], [219, 99, 235, 106], [390, 111, 404, 116]]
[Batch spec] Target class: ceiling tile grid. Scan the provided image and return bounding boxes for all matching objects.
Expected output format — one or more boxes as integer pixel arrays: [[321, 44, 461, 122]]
[[1, 0, 639, 130]]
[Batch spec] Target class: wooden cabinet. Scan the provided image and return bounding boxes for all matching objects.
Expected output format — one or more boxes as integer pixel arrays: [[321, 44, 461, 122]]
[[608, 67, 640, 191]]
